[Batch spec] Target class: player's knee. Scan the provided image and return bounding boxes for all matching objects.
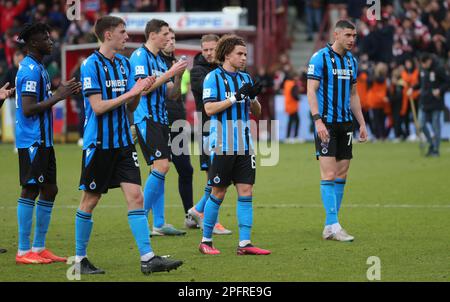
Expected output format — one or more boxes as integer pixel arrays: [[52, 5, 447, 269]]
[[43, 185, 58, 201], [80, 193, 100, 212], [21, 186, 39, 200], [129, 191, 144, 208], [322, 171, 336, 181], [154, 160, 170, 174], [211, 187, 226, 200]]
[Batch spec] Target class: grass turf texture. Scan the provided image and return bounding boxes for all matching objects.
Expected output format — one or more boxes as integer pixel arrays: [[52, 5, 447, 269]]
[[0, 142, 449, 281]]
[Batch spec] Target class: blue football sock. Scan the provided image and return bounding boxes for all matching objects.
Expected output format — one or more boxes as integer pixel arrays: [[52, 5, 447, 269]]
[[335, 178, 346, 213], [17, 198, 35, 251], [75, 209, 93, 257], [203, 194, 222, 239], [195, 185, 212, 213], [237, 196, 253, 241], [32, 199, 54, 249], [321, 180, 338, 226], [143, 169, 165, 228], [128, 209, 152, 256]]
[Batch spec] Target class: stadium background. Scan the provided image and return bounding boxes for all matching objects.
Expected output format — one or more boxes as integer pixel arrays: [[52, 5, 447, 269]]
[[0, 0, 449, 282]]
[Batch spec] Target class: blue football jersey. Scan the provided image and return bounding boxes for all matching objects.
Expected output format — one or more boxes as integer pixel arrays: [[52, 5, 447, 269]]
[[129, 45, 169, 125], [15, 54, 53, 148], [202, 66, 254, 154], [307, 43, 358, 123], [80, 51, 133, 150]]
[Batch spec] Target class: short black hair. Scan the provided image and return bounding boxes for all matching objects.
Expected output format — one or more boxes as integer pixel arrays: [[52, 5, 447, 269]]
[[94, 16, 126, 42], [18, 23, 51, 44], [144, 19, 169, 41], [335, 19, 356, 30]]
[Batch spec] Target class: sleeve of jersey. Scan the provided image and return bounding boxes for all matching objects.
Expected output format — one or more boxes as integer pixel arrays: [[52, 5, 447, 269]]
[[81, 61, 101, 97], [202, 72, 218, 104], [20, 68, 40, 97], [130, 53, 149, 82], [307, 52, 323, 81], [352, 58, 358, 84]]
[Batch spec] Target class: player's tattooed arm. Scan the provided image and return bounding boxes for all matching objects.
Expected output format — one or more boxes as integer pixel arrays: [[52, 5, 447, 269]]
[[22, 78, 81, 117]]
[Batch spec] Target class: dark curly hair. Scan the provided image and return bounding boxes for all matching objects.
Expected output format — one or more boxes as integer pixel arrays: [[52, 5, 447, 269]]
[[215, 35, 246, 64], [18, 23, 51, 44]]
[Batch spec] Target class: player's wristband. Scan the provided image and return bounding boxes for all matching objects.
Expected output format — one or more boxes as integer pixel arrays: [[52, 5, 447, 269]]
[[229, 95, 237, 104], [312, 114, 322, 122]]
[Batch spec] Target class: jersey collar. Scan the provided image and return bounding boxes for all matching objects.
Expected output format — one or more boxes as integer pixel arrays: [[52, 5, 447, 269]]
[[27, 53, 43, 66], [326, 43, 348, 58], [219, 65, 238, 77], [142, 44, 158, 59], [95, 50, 117, 64]]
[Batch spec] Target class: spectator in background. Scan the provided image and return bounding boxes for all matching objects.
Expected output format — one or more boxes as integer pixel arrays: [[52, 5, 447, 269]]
[[305, 0, 323, 41], [356, 55, 372, 138], [48, 1, 69, 31], [254, 66, 274, 140], [69, 56, 86, 147], [0, 0, 29, 36], [401, 58, 420, 140], [367, 62, 389, 141], [65, 13, 92, 44], [389, 65, 406, 141], [284, 72, 301, 144], [415, 53, 448, 157]]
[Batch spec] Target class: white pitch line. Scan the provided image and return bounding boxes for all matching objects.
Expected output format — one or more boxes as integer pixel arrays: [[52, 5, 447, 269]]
[[0, 204, 449, 210]]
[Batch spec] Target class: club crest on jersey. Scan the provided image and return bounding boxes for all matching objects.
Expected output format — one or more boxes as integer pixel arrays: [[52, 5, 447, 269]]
[[213, 176, 221, 184], [89, 181, 97, 190], [103, 66, 108, 73], [38, 175, 44, 183], [155, 150, 162, 158], [120, 64, 126, 74]]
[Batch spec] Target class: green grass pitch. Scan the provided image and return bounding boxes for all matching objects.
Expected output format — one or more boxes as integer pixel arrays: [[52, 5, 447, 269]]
[[0, 142, 449, 281]]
